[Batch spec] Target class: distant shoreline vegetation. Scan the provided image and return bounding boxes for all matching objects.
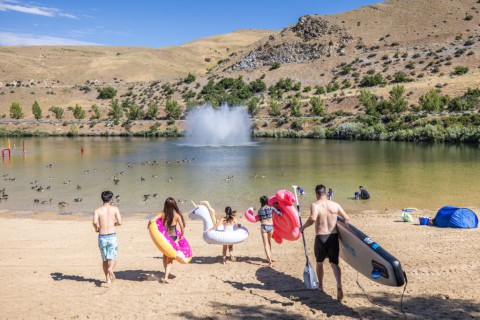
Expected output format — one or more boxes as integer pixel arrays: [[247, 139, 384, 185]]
[[1, 77, 479, 143]]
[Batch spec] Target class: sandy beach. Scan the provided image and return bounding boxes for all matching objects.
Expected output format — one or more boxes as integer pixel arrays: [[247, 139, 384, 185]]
[[0, 208, 479, 320]]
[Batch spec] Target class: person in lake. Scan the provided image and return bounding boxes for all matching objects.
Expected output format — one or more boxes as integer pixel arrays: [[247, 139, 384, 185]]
[[299, 184, 351, 301], [149, 197, 186, 283], [258, 195, 282, 266], [359, 186, 370, 200], [206, 202, 242, 264]]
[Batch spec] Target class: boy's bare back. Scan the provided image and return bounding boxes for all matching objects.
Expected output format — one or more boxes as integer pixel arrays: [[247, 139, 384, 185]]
[[94, 205, 121, 235]]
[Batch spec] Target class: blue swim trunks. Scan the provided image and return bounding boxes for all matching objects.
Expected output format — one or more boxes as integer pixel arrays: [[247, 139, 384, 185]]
[[98, 233, 118, 261]]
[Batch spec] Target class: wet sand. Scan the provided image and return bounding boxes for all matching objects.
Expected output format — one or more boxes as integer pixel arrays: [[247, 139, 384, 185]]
[[0, 209, 479, 319]]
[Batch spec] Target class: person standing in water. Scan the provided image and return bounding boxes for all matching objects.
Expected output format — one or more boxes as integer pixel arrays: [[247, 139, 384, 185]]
[[299, 185, 350, 301], [149, 197, 186, 283], [258, 195, 282, 266], [93, 191, 122, 284]]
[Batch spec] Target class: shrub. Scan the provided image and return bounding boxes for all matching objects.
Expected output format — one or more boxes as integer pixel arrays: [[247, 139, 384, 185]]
[[146, 102, 159, 120], [32, 101, 42, 120], [309, 96, 325, 116], [10, 102, 24, 120], [126, 103, 143, 120], [97, 87, 117, 99], [108, 99, 122, 125], [90, 104, 101, 120], [184, 73, 196, 84], [389, 85, 408, 113], [71, 104, 86, 120], [165, 99, 182, 119], [314, 85, 326, 95], [393, 71, 411, 83], [269, 62, 281, 70], [49, 106, 64, 120], [326, 82, 340, 93], [451, 66, 469, 76], [247, 97, 260, 116], [289, 97, 302, 117], [249, 79, 267, 93], [419, 89, 445, 112], [464, 14, 473, 21], [268, 100, 281, 117], [360, 73, 386, 87], [311, 126, 326, 139], [359, 89, 378, 115]]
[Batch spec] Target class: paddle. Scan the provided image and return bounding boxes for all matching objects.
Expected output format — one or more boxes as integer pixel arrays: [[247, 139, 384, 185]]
[[292, 185, 319, 290]]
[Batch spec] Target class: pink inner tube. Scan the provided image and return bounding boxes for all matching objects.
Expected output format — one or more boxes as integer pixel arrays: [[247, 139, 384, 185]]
[[245, 190, 301, 244], [156, 220, 192, 263]]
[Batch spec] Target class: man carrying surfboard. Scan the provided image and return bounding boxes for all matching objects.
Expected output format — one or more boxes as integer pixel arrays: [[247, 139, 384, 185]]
[[299, 184, 351, 301]]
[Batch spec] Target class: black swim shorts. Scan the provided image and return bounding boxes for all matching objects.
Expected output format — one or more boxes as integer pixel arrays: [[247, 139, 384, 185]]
[[314, 233, 339, 265]]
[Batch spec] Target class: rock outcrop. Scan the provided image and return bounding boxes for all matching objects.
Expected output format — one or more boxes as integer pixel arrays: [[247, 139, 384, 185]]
[[231, 15, 353, 70]]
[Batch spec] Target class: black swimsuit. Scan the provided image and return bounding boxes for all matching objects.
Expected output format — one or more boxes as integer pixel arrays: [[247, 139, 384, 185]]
[[168, 224, 177, 241]]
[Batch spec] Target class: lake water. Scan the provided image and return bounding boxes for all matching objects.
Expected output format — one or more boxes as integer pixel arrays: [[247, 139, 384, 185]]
[[1, 137, 479, 216]]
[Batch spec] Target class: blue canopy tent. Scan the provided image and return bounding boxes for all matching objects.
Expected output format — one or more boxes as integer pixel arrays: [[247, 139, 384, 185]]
[[434, 206, 478, 228]]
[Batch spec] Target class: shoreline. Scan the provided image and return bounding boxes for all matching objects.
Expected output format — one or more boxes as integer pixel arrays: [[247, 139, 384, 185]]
[[1, 208, 479, 319]]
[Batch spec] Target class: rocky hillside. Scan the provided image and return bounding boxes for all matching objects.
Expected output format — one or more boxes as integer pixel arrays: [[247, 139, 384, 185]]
[[231, 16, 353, 70]]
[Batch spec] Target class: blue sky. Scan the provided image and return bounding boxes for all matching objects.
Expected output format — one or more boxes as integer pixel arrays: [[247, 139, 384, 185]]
[[0, 0, 382, 47]]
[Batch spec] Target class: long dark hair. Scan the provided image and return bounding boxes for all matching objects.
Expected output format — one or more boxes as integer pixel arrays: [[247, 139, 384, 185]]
[[260, 195, 269, 207], [163, 197, 185, 228], [224, 206, 235, 224]]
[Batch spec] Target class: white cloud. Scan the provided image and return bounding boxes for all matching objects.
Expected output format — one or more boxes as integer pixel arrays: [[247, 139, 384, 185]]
[[0, 0, 78, 19], [0, 32, 99, 45]]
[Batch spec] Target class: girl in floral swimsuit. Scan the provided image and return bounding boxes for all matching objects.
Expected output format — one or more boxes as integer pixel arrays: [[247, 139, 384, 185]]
[[258, 195, 282, 266]]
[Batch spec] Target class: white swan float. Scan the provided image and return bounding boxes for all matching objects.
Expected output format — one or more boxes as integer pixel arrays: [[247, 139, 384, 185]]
[[188, 204, 249, 245]]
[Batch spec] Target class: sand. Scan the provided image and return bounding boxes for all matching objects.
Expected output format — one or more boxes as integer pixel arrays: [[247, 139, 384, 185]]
[[0, 208, 479, 319]]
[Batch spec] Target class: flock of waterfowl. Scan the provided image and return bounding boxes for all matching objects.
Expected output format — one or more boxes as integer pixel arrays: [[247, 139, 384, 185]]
[[1, 157, 275, 213]]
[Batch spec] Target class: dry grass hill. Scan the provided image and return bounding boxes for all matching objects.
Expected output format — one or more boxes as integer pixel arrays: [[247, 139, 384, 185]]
[[0, 0, 479, 138]]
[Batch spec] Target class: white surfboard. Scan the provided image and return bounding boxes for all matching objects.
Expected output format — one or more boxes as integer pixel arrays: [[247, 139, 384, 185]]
[[337, 218, 405, 287]]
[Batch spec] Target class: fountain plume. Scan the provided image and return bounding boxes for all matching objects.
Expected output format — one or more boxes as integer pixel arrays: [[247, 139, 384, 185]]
[[184, 105, 252, 146]]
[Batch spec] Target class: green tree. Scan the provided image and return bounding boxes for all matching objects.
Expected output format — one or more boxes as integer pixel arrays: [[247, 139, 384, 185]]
[[32, 100, 42, 120], [97, 87, 117, 99], [10, 102, 24, 120], [90, 104, 102, 120], [310, 96, 325, 116], [49, 106, 64, 120], [419, 89, 444, 112], [146, 102, 159, 119], [359, 89, 378, 115], [289, 97, 302, 117], [71, 104, 86, 120], [247, 97, 260, 116], [248, 79, 267, 93], [389, 85, 408, 113], [108, 99, 123, 125], [126, 102, 142, 120], [165, 99, 182, 119], [267, 100, 281, 117]]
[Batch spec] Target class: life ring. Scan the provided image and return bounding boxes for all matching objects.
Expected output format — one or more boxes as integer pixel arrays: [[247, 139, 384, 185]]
[[189, 205, 249, 245], [245, 190, 301, 244], [148, 219, 192, 264]]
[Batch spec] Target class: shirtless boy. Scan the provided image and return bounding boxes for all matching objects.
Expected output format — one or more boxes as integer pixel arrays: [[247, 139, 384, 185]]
[[299, 184, 350, 301], [93, 191, 122, 283]]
